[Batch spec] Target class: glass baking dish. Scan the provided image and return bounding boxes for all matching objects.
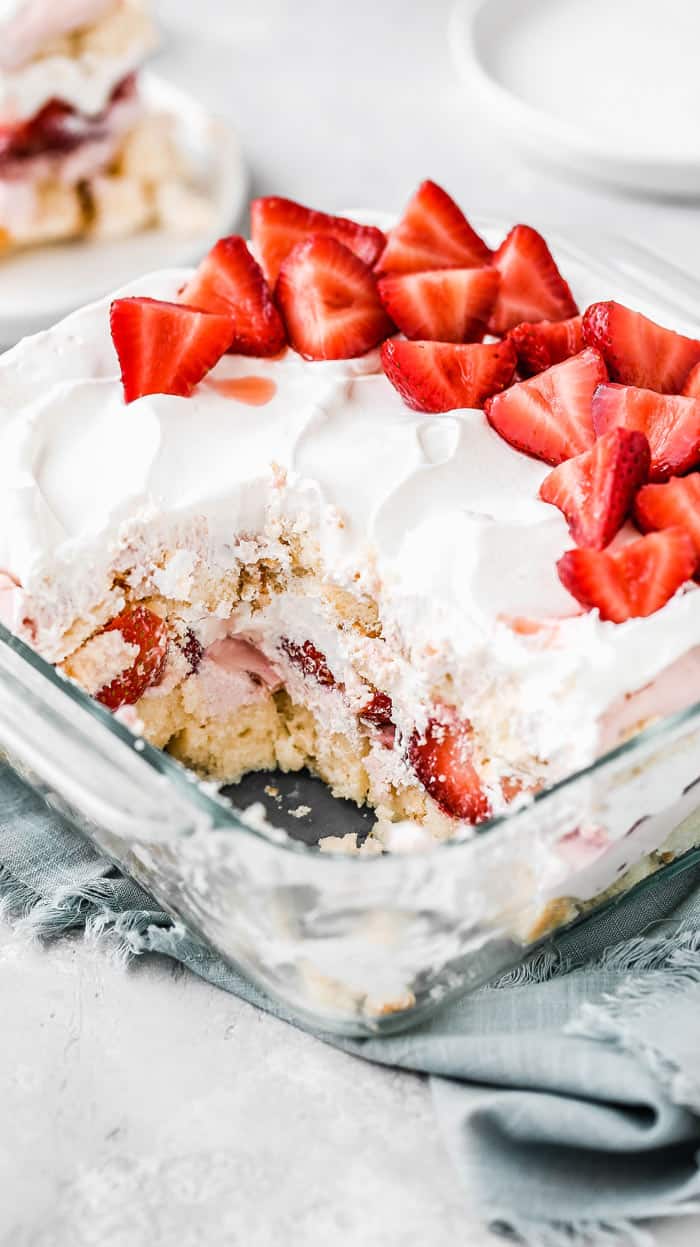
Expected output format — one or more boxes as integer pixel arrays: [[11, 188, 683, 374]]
[[2, 228, 700, 1038]]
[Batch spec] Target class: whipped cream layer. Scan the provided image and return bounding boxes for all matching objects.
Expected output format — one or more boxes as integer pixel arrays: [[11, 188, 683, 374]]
[[1, 267, 700, 788], [0, 2, 155, 122], [0, 0, 114, 70]]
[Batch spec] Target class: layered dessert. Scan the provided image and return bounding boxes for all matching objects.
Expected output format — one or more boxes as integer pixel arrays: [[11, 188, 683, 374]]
[[0, 0, 210, 250], [1, 181, 700, 871]]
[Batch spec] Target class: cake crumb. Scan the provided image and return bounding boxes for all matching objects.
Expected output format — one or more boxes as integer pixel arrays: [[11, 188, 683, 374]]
[[288, 804, 311, 819]]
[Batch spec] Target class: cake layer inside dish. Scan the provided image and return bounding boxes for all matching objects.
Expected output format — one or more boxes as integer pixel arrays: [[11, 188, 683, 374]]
[[1, 267, 700, 857]]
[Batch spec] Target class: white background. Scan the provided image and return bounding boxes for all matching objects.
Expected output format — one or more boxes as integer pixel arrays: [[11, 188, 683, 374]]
[[3, 2, 700, 1244]]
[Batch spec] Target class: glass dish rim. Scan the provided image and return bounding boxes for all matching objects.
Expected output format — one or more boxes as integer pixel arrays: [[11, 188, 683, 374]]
[[4, 227, 700, 865]]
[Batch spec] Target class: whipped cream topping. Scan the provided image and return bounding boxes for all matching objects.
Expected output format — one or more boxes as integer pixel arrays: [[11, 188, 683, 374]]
[[0, 0, 114, 70], [1, 264, 700, 790], [0, 2, 155, 123]]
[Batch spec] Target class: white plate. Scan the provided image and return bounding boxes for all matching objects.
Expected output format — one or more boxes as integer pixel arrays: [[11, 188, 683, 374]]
[[449, 0, 700, 197], [0, 73, 248, 346]]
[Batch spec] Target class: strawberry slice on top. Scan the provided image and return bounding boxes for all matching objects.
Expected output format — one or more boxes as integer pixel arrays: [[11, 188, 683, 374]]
[[377, 267, 499, 343], [179, 235, 286, 357], [682, 361, 700, 398], [250, 196, 386, 286], [634, 475, 700, 563], [110, 298, 235, 402], [489, 225, 578, 335], [95, 606, 169, 710], [375, 179, 491, 275], [592, 384, 700, 482], [275, 235, 394, 360], [381, 338, 516, 413], [539, 427, 650, 550], [582, 301, 700, 394], [557, 528, 695, 623], [485, 347, 606, 466], [408, 711, 491, 823], [509, 315, 583, 377]]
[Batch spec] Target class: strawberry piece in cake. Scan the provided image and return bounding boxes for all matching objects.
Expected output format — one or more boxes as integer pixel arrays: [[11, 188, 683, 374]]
[[375, 179, 491, 274], [408, 712, 491, 824], [592, 384, 700, 482], [377, 267, 499, 343], [110, 298, 235, 401], [634, 476, 700, 563], [583, 302, 700, 394], [179, 235, 286, 357], [489, 225, 578, 335], [539, 428, 650, 550], [509, 316, 584, 376], [95, 607, 169, 710], [485, 348, 606, 465], [381, 338, 516, 412], [557, 529, 696, 623], [250, 196, 386, 286]]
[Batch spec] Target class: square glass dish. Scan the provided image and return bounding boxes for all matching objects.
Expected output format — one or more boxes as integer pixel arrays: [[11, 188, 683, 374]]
[[2, 228, 700, 1037]]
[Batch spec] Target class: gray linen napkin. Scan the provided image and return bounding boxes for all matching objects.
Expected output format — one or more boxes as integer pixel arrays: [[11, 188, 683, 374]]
[[2, 758, 700, 1247]]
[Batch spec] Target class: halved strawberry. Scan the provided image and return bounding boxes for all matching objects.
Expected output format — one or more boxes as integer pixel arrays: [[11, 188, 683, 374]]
[[95, 606, 169, 710], [683, 361, 700, 398], [377, 267, 499, 343], [375, 180, 491, 274], [381, 338, 516, 413], [250, 196, 386, 285], [110, 298, 235, 402], [557, 528, 695, 623], [539, 428, 650, 550], [358, 691, 394, 727], [592, 383, 700, 482], [275, 236, 393, 360], [489, 225, 578, 335], [408, 711, 490, 823], [582, 302, 700, 394], [509, 315, 583, 376], [280, 637, 335, 686], [634, 476, 700, 566], [179, 235, 286, 357], [485, 347, 605, 465]]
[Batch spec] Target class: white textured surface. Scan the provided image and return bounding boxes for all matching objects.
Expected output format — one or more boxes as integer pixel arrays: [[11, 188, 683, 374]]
[[3, 1, 700, 1244]]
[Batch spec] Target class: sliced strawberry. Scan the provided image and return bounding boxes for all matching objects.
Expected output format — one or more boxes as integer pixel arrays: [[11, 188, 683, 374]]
[[582, 301, 700, 394], [485, 347, 605, 465], [110, 298, 235, 402], [280, 637, 335, 686], [375, 180, 491, 275], [250, 196, 386, 286], [377, 267, 499, 343], [180, 628, 204, 675], [179, 235, 285, 357], [275, 236, 393, 360], [592, 383, 700, 482], [382, 338, 516, 413], [408, 711, 490, 823], [539, 428, 650, 550], [634, 476, 700, 566], [95, 606, 169, 710], [557, 528, 695, 623], [359, 691, 394, 727], [509, 315, 583, 376], [682, 361, 700, 398], [489, 225, 578, 335]]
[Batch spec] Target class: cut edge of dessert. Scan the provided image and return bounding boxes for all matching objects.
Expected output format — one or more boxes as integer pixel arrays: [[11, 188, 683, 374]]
[[2, 177, 700, 877]]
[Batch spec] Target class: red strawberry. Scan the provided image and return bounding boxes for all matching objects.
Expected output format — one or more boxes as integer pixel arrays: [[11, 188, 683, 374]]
[[408, 711, 490, 823], [485, 348, 605, 465], [592, 383, 700, 482], [634, 476, 700, 566], [358, 691, 394, 727], [95, 606, 169, 710], [280, 637, 335, 686], [377, 267, 499, 343], [557, 528, 695, 623], [509, 315, 583, 376], [179, 235, 285, 357], [110, 298, 234, 402], [682, 361, 700, 398], [539, 428, 650, 550], [275, 236, 393, 360], [250, 196, 386, 286], [375, 180, 491, 274], [381, 338, 516, 413], [582, 302, 700, 394], [489, 225, 578, 335]]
